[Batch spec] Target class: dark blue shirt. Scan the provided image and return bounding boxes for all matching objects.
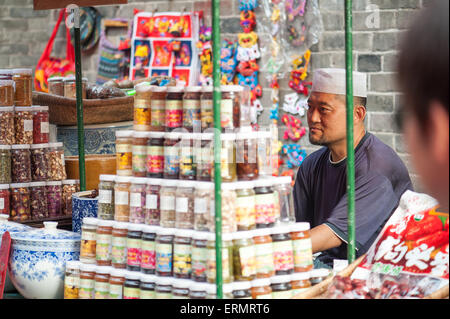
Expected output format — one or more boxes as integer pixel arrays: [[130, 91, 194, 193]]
[[293, 133, 413, 266]]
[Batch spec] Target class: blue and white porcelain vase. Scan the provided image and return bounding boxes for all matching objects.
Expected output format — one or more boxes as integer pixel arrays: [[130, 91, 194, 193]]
[[72, 190, 98, 234], [8, 222, 81, 299]]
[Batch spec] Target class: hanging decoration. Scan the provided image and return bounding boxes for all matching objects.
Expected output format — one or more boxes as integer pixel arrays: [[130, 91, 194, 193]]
[[197, 25, 213, 86], [220, 39, 238, 85]]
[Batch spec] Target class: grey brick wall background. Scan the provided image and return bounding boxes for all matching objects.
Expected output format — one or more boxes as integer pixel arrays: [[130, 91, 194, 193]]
[[0, 0, 431, 191]]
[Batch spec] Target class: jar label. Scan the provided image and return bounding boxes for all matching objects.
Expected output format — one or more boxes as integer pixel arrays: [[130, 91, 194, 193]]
[[151, 100, 165, 109], [156, 242, 173, 273], [175, 197, 188, 213], [255, 242, 275, 274], [0, 198, 4, 210], [164, 147, 180, 175], [192, 246, 208, 276], [94, 282, 110, 299], [273, 240, 294, 271], [64, 275, 80, 287], [40, 121, 49, 133], [132, 145, 147, 156], [109, 283, 123, 299], [141, 240, 156, 269], [165, 101, 183, 128], [140, 289, 156, 299], [155, 292, 172, 299], [130, 192, 143, 208], [207, 248, 230, 281], [96, 233, 112, 261], [115, 191, 129, 205], [255, 193, 276, 224], [79, 279, 95, 299], [98, 189, 112, 204], [134, 98, 151, 109], [145, 194, 158, 209], [24, 119, 33, 132], [194, 198, 207, 214], [184, 99, 201, 110], [174, 243, 192, 275], [134, 107, 151, 126], [151, 110, 165, 126], [220, 99, 233, 129], [272, 290, 293, 299], [160, 196, 175, 210], [236, 195, 256, 228], [292, 238, 313, 268], [147, 153, 164, 174], [239, 245, 257, 277], [80, 238, 96, 260], [116, 143, 132, 153], [148, 145, 163, 156], [127, 238, 142, 266], [255, 293, 273, 299], [111, 236, 127, 264], [123, 286, 140, 299]]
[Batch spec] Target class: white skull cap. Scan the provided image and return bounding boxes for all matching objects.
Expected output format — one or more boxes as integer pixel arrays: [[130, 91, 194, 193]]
[[312, 68, 367, 98]]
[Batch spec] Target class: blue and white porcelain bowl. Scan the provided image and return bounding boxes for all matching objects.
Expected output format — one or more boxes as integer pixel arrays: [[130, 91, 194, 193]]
[[8, 222, 81, 299], [72, 190, 98, 234]]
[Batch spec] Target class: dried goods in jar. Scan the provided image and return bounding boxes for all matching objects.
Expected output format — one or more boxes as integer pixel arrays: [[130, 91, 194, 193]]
[[165, 86, 184, 131], [218, 133, 237, 182], [46, 181, 62, 217], [12, 69, 32, 106], [11, 144, 31, 183], [0, 79, 14, 106], [235, 181, 256, 231], [141, 225, 158, 274], [220, 85, 243, 131], [254, 179, 276, 228], [126, 223, 143, 272], [47, 142, 66, 181], [10, 182, 31, 221], [78, 263, 97, 299], [111, 221, 128, 269], [133, 83, 153, 131], [200, 86, 213, 132], [206, 232, 234, 284], [30, 181, 48, 220], [173, 229, 193, 279], [179, 135, 196, 180], [115, 130, 133, 176], [14, 107, 33, 144], [236, 130, 259, 181], [132, 131, 149, 177], [159, 179, 177, 228], [163, 132, 180, 180], [150, 86, 167, 132], [32, 106, 50, 144], [191, 231, 209, 282], [290, 222, 313, 272], [183, 86, 202, 132], [62, 179, 80, 216], [30, 143, 49, 182], [97, 174, 115, 220], [114, 176, 131, 222], [175, 181, 195, 229], [64, 260, 81, 299], [145, 178, 161, 225], [211, 182, 237, 233], [64, 76, 87, 99], [193, 182, 214, 232], [80, 217, 98, 264], [156, 227, 175, 277], [108, 268, 126, 299], [253, 228, 275, 278], [0, 107, 15, 145], [196, 133, 213, 181], [94, 266, 112, 299], [257, 130, 273, 177], [232, 230, 256, 281], [271, 226, 294, 275], [129, 177, 147, 224], [48, 77, 64, 96], [0, 184, 10, 216], [96, 220, 114, 266], [0, 145, 11, 184], [146, 132, 165, 178], [123, 271, 141, 299]]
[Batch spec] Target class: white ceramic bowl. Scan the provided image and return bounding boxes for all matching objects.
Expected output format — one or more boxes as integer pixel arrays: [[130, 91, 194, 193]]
[[8, 221, 81, 299]]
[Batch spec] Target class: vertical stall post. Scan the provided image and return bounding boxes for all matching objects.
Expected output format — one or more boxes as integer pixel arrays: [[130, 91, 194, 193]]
[[212, 0, 223, 299], [345, 0, 356, 263]]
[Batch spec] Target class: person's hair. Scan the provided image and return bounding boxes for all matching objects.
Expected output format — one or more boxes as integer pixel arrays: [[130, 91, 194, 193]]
[[336, 95, 367, 108], [396, 0, 449, 132]]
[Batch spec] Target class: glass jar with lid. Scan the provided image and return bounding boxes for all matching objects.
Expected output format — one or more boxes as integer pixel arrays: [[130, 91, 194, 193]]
[[62, 179, 79, 216], [108, 268, 126, 299], [163, 132, 180, 179], [270, 275, 293, 299], [220, 85, 243, 131], [236, 129, 259, 181], [48, 76, 64, 96], [251, 278, 273, 299], [220, 182, 237, 233], [12, 68, 32, 106], [98, 174, 115, 220], [206, 283, 217, 299], [256, 130, 273, 177], [172, 279, 191, 299], [64, 260, 81, 299], [0, 107, 15, 145], [123, 270, 141, 299], [165, 86, 184, 131], [183, 86, 202, 132], [239, 86, 252, 128], [223, 283, 234, 299], [290, 222, 313, 272], [32, 106, 49, 144], [193, 182, 214, 232], [0, 184, 10, 216], [173, 229, 193, 279], [159, 179, 177, 228], [146, 131, 165, 178], [145, 178, 161, 225], [114, 176, 131, 222], [126, 223, 143, 272], [139, 273, 156, 299], [10, 182, 31, 221], [63, 76, 87, 99], [14, 107, 33, 145], [46, 181, 62, 217], [141, 225, 159, 274], [274, 176, 295, 224], [155, 276, 173, 299], [30, 143, 49, 182], [115, 130, 133, 176], [96, 219, 114, 266], [80, 217, 98, 264], [191, 230, 209, 282], [111, 221, 128, 269], [0, 145, 11, 184], [200, 86, 214, 132], [206, 232, 234, 284], [179, 133, 196, 180], [232, 230, 256, 281], [29, 181, 48, 220], [150, 86, 167, 132], [46, 142, 66, 181], [254, 178, 276, 228], [0, 79, 14, 106], [155, 227, 175, 277], [94, 266, 113, 299], [218, 133, 236, 182], [132, 131, 150, 177], [235, 181, 256, 231], [271, 226, 294, 275], [291, 272, 312, 297], [196, 133, 213, 181], [129, 177, 147, 224], [78, 263, 97, 299], [253, 228, 275, 278], [175, 180, 195, 229], [309, 269, 332, 286], [232, 281, 252, 299], [189, 282, 208, 299], [0, 69, 13, 80], [133, 83, 152, 131]]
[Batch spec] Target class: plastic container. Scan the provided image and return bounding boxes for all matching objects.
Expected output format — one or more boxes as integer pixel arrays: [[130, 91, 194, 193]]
[[183, 86, 202, 132], [155, 227, 175, 277], [191, 231, 209, 282], [155, 276, 173, 299], [115, 130, 133, 176], [291, 272, 312, 296], [189, 282, 208, 299], [271, 226, 294, 275], [29, 181, 48, 220], [146, 131, 165, 178], [10, 182, 31, 221], [133, 83, 152, 131], [14, 107, 33, 144], [175, 180, 195, 229], [95, 219, 114, 266], [129, 177, 147, 224], [236, 130, 259, 181], [12, 68, 32, 106], [290, 222, 314, 272], [132, 131, 150, 177], [30, 143, 49, 182], [11, 144, 31, 183], [235, 181, 256, 231], [206, 232, 234, 284], [80, 217, 98, 264], [254, 179, 276, 228], [32, 106, 50, 144], [173, 279, 191, 299], [141, 225, 158, 274], [63, 76, 87, 99], [94, 266, 112, 299], [62, 179, 79, 216], [251, 278, 273, 299], [232, 281, 252, 299], [256, 130, 273, 177], [219, 133, 236, 182], [123, 270, 141, 299], [165, 86, 184, 131], [253, 228, 275, 278], [193, 182, 214, 232], [48, 76, 64, 96], [46, 142, 66, 181], [173, 229, 194, 279], [150, 86, 167, 132], [179, 134, 196, 180], [0, 79, 14, 106], [220, 85, 243, 131], [78, 263, 97, 299], [111, 221, 128, 269], [145, 178, 161, 225], [46, 181, 62, 217], [219, 182, 237, 233], [97, 174, 115, 220], [0, 145, 11, 184], [0, 107, 15, 145], [232, 230, 256, 281], [270, 275, 293, 299], [139, 273, 156, 299], [126, 223, 143, 272], [200, 86, 214, 132], [163, 132, 180, 180], [159, 179, 177, 228], [274, 176, 295, 224], [64, 260, 81, 299], [0, 184, 10, 216], [196, 133, 213, 181], [108, 268, 126, 299], [114, 176, 131, 222]]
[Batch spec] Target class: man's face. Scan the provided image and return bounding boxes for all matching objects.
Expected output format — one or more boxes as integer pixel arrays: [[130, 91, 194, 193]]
[[306, 92, 347, 146]]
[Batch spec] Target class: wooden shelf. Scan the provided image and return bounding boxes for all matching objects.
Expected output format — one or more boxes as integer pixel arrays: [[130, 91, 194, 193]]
[[16, 216, 73, 231]]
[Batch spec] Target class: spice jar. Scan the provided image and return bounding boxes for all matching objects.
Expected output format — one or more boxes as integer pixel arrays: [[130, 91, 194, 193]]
[[232, 281, 252, 299], [132, 132, 149, 177], [123, 270, 141, 299], [206, 283, 217, 299], [10, 183, 31, 221], [218, 182, 237, 233], [183, 86, 202, 132], [232, 230, 256, 281], [206, 232, 234, 284], [194, 182, 214, 232], [163, 132, 180, 179], [150, 86, 167, 132], [189, 282, 208, 299], [290, 222, 314, 272], [309, 269, 331, 286], [139, 273, 156, 299], [126, 223, 143, 272], [0, 79, 14, 106], [62, 179, 79, 216], [257, 130, 273, 177], [129, 177, 147, 224], [145, 178, 161, 225], [94, 266, 112, 299], [32, 106, 49, 144], [270, 275, 293, 299], [141, 225, 158, 274], [146, 131, 165, 178], [179, 134, 196, 180], [30, 143, 49, 182], [239, 86, 252, 127], [236, 130, 259, 181], [0, 145, 11, 184], [192, 231, 209, 282], [200, 86, 214, 132], [14, 107, 33, 145], [223, 283, 234, 299], [0, 69, 12, 80], [47, 142, 66, 181], [115, 130, 133, 176], [173, 279, 191, 299], [196, 133, 213, 181], [46, 181, 62, 217], [253, 228, 276, 278], [291, 272, 312, 296], [251, 278, 273, 299], [155, 227, 175, 277], [111, 221, 128, 269], [173, 229, 193, 279], [11, 144, 31, 183], [0, 184, 10, 216], [64, 260, 81, 299], [254, 179, 276, 228], [64, 76, 87, 99], [96, 220, 114, 266], [271, 226, 294, 275], [80, 217, 98, 264], [114, 176, 131, 222], [78, 263, 97, 299], [0, 107, 15, 145], [159, 179, 177, 228], [221, 85, 243, 131], [165, 86, 184, 131], [12, 68, 32, 106], [98, 174, 115, 220], [108, 268, 126, 299], [175, 181, 195, 229], [235, 181, 256, 231], [155, 276, 173, 299], [48, 76, 64, 96], [30, 181, 48, 220], [218, 133, 237, 182], [274, 176, 295, 224], [134, 83, 152, 131]]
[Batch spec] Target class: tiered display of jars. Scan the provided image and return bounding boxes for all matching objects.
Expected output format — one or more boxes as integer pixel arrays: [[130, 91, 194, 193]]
[[0, 68, 79, 222]]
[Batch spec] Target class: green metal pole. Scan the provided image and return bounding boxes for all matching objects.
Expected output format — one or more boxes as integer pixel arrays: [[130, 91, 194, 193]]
[[212, 0, 223, 299], [345, 0, 355, 263], [73, 8, 86, 192]]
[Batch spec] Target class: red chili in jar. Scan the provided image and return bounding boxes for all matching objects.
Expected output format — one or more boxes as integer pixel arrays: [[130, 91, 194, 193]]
[[0, 184, 10, 216], [32, 106, 49, 144]]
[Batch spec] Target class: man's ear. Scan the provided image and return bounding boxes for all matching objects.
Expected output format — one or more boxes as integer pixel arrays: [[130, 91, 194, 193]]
[[354, 104, 366, 124], [428, 101, 449, 166]]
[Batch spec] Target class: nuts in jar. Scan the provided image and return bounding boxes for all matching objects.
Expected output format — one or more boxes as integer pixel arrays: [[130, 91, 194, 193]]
[[133, 83, 153, 131], [14, 107, 34, 144], [129, 177, 147, 224], [0, 107, 15, 145], [98, 174, 115, 220], [150, 86, 167, 132], [29, 181, 48, 220], [165, 86, 184, 131], [0, 184, 11, 216], [200, 86, 214, 132], [47, 142, 66, 181], [220, 85, 243, 131], [30, 143, 49, 182], [160, 179, 177, 228], [163, 132, 180, 180], [0, 145, 12, 184], [145, 178, 161, 226], [48, 77, 64, 96], [62, 179, 80, 216], [132, 131, 150, 177], [114, 176, 131, 222], [12, 68, 32, 106], [193, 182, 214, 232], [175, 181, 195, 230], [11, 144, 32, 183]]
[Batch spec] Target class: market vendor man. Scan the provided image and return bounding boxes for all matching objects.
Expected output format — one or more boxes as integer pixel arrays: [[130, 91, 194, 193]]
[[293, 68, 413, 268]]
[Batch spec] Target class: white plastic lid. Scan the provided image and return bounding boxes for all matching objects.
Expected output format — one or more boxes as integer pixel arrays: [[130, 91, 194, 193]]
[[0, 184, 10, 190], [133, 131, 151, 139], [47, 76, 63, 82], [125, 270, 141, 280], [30, 143, 49, 149], [29, 181, 46, 187], [257, 130, 272, 139], [156, 276, 173, 286], [147, 178, 162, 186], [134, 82, 153, 91], [161, 179, 178, 187], [270, 226, 291, 236], [115, 176, 132, 183], [220, 133, 236, 141], [127, 223, 143, 232], [195, 181, 214, 190], [206, 283, 216, 294], [251, 278, 271, 288], [167, 86, 185, 92], [172, 278, 192, 289], [222, 232, 234, 241], [48, 142, 63, 148], [236, 130, 259, 140], [62, 179, 79, 185], [99, 174, 116, 182], [234, 181, 255, 190], [175, 229, 194, 238], [110, 268, 127, 278], [131, 177, 148, 185], [10, 183, 30, 188], [65, 260, 81, 270], [291, 271, 311, 281], [46, 181, 62, 186], [310, 269, 331, 278], [177, 181, 196, 188], [151, 86, 168, 92], [254, 178, 274, 188], [270, 275, 292, 284], [0, 145, 11, 150], [232, 281, 251, 291], [98, 219, 115, 227], [0, 79, 14, 86], [221, 85, 244, 92], [115, 130, 134, 138], [11, 144, 30, 150], [190, 282, 209, 292], [252, 228, 272, 238], [0, 106, 14, 112], [290, 222, 311, 232], [0, 69, 13, 75], [156, 227, 176, 236], [274, 176, 293, 185], [221, 182, 236, 191], [83, 217, 99, 226], [142, 224, 160, 234], [112, 221, 129, 230], [185, 86, 202, 92], [140, 273, 157, 283], [13, 68, 32, 75], [222, 283, 234, 294], [164, 132, 181, 139], [80, 263, 97, 272], [192, 231, 210, 241], [148, 132, 165, 139], [201, 133, 214, 140], [32, 105, 49, 112], [233, 230, 255, 240], [202, 86, 213, 92], [95, 266, 113, 275]]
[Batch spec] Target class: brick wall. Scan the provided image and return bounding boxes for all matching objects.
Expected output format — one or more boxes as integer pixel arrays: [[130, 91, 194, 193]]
[[0, 0, 430, 190]]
